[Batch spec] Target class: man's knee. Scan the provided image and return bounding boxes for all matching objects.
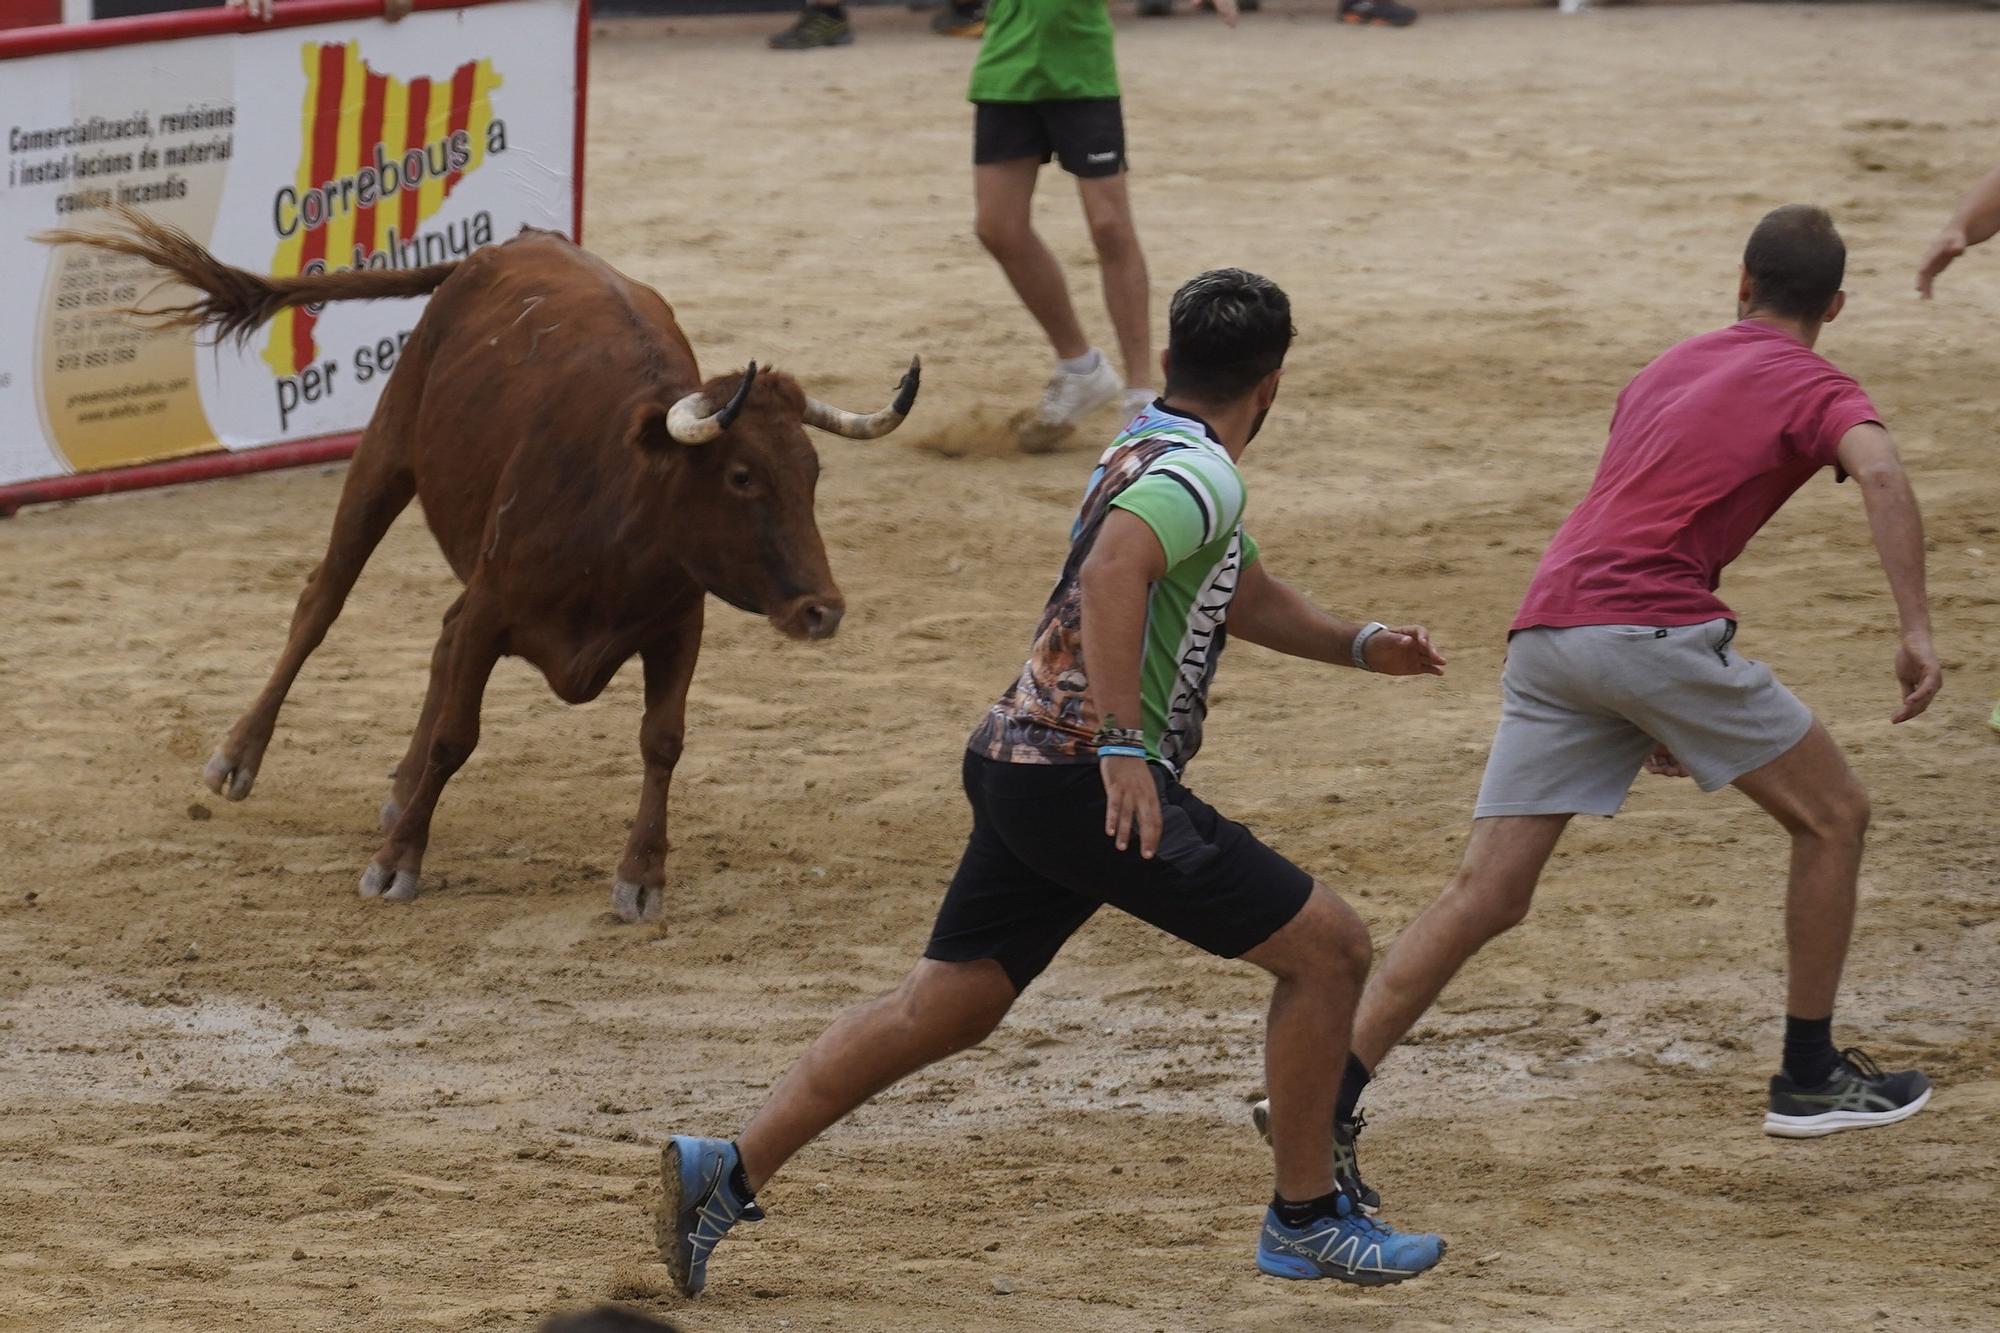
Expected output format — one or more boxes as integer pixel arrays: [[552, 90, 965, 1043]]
[[974, 212, 1028, 258], [1804, 782, 1871, 846], [1255, 887, 1372, 985], [1448, 864, 1535, 939], [1086, 210, 1136, 258], [893, 959, 1014, 1056]]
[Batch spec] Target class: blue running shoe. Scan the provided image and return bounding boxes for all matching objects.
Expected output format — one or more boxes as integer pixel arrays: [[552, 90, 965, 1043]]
[[655, 1136, 763, 1297], [1255, 1194, 1444, 1286]]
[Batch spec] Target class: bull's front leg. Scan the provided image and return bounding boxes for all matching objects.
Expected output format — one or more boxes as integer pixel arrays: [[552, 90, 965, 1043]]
[[360, 594, 507, 903], [611, 614, 703, 925]]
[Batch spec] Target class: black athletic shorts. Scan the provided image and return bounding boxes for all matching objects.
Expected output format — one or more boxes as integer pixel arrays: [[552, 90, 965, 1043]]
[[972, 98, 1127, 178], [926, 751, 1315, 992]]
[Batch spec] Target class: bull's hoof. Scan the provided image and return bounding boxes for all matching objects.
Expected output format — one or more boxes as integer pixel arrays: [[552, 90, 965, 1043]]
[[610, 878, 665, 925], [359, 861, 421, 902], [202, 747, 259, 802]]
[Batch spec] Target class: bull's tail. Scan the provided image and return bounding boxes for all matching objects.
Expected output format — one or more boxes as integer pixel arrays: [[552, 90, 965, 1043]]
[[35, 206, 459, 345]]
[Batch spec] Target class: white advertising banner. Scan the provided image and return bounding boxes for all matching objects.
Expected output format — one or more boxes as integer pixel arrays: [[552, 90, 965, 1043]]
[[0, 0, 580, 490]]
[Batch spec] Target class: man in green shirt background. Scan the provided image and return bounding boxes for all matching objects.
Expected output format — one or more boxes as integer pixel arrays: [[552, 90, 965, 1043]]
[[971, 0, 1236, 447]]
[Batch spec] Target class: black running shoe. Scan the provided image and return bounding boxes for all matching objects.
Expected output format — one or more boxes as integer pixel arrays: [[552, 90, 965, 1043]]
[[930, 0, 984, 35], [768, 7, 854, 48], [1339, 0, 1417, 26], [1251, 1100, 1383, 1215], [1763, 1048, 1932, 1139]]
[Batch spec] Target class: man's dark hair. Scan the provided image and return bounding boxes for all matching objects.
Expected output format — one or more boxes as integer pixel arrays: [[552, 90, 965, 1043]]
[[1163, 268, 1295, 402], [1743, 205, 1846, 321]]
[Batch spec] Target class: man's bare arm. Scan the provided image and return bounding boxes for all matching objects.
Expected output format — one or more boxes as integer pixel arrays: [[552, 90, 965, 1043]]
[[1079, 511, 1168, 857], [1228, 560, 1445, 676], [1917, 162, 2000, 298], [1835, 422, 1942, 722]]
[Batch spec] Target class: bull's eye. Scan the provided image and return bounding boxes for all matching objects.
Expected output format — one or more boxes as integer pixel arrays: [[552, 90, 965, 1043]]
[[727, 466, 755, 494]]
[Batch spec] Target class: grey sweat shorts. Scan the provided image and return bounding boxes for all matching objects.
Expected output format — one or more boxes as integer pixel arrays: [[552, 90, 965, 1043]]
[[1475, 619, 1815, 818]]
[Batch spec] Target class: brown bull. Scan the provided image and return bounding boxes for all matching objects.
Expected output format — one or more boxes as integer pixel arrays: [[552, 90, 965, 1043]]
[[44, 214, 919, 922]]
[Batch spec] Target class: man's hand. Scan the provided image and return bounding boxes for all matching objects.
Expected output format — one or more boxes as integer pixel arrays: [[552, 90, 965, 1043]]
[[1207, 0, 1241, 25], [1363, 625, 1447, 677], [226, 0, 275, 20], [1916, 227, 1968, 299], [1891, 633, 1943, 723], [1642, 746, 1690, 779], [1101, 755, 1161, 858]]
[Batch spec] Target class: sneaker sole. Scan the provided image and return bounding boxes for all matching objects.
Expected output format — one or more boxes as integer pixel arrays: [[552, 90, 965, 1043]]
[[1249, 1100, 1381, 1215], [1255, 1243, 1443, 1285], [654, 1139, 697, 1295], [1762, 1085, 1932, 1138]]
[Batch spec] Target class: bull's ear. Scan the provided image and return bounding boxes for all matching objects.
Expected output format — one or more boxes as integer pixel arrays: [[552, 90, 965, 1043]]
[[625, 401, 677, 458]]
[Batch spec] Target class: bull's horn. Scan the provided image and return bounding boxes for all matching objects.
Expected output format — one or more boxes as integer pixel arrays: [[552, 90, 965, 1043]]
[[802, 356, 922, 440], [665, 361, 758, 445]]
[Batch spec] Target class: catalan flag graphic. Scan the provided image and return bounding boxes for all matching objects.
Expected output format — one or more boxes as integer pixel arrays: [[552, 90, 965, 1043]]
[[263, 43, 503, 378]]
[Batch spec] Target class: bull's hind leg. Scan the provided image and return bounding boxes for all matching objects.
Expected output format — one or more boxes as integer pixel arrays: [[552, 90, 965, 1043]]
[[360, 588, 506, 903], [204, 438, 414, 800], [380, 593, 465, 832], [611, 611, 704, 925]]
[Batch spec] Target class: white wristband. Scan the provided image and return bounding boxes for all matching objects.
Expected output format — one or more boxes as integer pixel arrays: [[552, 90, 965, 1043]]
[[1351, 621, 1389, 671]]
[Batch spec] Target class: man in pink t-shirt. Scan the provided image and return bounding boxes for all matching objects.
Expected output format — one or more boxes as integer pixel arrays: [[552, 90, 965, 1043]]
[[1248, 207, 1944, 1210]]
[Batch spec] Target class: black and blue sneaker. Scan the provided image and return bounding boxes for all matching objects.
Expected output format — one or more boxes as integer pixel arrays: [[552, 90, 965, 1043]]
[[1256, 1192, 1445, 1285], [1763, 1048, 1932, 1139], [655, 1136, 763, 1297], [1250, 1099, 1382, 1214]]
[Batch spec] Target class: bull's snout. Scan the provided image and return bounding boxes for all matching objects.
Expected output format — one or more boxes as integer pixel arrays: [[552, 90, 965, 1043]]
[[773, 592, 845, 641], [800, 601, 844, 640]]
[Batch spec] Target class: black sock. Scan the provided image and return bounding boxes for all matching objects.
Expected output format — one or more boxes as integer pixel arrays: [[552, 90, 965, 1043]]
[[728, 1143, 756, 1202], [1782, 1015, 1838, 1087], [1272, 1187, 1347, 1229], [815, 2, 846, 18], [1336, 1052, 1372, 1123]]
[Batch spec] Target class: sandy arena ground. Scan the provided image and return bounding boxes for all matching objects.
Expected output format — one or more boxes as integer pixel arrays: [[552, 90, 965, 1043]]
[[4, 4, 1999, 1329]]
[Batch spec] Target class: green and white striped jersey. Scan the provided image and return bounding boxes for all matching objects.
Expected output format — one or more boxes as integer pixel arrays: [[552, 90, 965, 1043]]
[[969, 402, 1258, 772]]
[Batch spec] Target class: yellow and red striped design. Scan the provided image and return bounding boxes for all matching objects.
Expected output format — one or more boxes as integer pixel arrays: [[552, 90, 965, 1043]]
[[264, 42, 504, 380]]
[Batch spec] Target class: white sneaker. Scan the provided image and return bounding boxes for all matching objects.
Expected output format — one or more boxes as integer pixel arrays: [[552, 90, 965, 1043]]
[[1016, 353, 1123, 451], [1121, 387, 1156, 418]]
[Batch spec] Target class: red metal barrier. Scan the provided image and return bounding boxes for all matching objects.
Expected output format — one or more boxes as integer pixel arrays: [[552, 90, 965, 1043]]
[[0, 433, 360, 517]]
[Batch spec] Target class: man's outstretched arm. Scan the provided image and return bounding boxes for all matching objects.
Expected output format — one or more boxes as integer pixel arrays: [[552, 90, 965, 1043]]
[[1835, 422, 1942, 722], [1228, 559, 1446, 677], [1917, 161, 2000, 297]]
